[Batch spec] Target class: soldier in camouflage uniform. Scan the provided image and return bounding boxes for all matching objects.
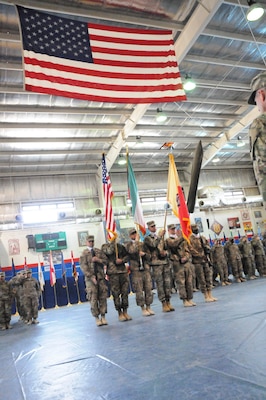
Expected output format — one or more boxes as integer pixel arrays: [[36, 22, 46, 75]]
[[189, 224, 217, 302], [251, 234, 266, 277], [125, 228, 154, 316], [80, 235, 109, 326], [248, 71, 266, 204], [224, 238, 246, 283], [166, 224, 196, 307], [9, 270, 27, 322], [143, 220, 175, 312], [0, 272, 13, 330], [101, 238, 132, 322], [211, 239, 231, 286], [238, 236, 256, 279], [22, 269, 41, 325]]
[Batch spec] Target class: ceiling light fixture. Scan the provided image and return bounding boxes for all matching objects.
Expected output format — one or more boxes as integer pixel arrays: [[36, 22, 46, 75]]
[[156, 108, 167, 122], [246, 0, 265, 21], [237, 136, 246, 147], [118, 155, 127, 165], [183, 74, 196, 92], [212, 157, 220, 163]]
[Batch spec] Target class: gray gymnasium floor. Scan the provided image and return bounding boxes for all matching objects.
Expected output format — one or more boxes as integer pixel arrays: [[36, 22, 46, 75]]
[[1, 278, 266, 400]]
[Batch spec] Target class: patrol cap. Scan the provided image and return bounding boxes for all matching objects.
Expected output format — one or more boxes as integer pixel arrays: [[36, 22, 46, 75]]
[[248, 71, 266, 105], [147, 220, 156, 227], [86, 235, 94, 241], [167, 224, 176, 230], [129, 228, 137, 235], [0, 271, 5, 277], [26, 269, 32, 273], [191, 224, 198, 229]]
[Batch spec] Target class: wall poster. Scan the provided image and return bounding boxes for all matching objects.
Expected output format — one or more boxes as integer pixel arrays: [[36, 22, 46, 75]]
[[8, 239, 20, 255], [227, 217, 240, 229]]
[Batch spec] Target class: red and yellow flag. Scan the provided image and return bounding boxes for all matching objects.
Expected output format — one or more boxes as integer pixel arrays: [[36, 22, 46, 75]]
[[167, 153, 192, 242]]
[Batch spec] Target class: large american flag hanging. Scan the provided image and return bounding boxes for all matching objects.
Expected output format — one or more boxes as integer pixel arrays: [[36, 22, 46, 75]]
[[102, 154, 116, 241], [17, 6, 186, 104]]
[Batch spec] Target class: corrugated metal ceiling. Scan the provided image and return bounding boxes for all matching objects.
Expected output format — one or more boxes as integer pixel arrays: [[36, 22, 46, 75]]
[[0, 0, 265, 178]]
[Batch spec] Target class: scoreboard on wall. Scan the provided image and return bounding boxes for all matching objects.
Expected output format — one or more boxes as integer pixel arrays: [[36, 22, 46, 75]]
[[35, 232, 67, 252]]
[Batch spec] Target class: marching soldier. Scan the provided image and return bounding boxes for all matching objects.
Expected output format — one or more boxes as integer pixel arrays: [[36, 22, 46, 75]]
[[143, 221, 175, 313], [224, 238, 246, 283], [22, 269, 41, 325], [101, 238, 132, 322], [211, 239, 231, 286], [166, 224, 196, 307], [80, 235, 109, 326], [189, 224, 217, 302], [125, 228, 154, 316]]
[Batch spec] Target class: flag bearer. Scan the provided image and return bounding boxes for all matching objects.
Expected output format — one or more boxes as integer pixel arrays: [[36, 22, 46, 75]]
[[80, 235, 109, 326], [166, 224, 196, 307], [101, 238, 132, 322], [125, 228, 154, 316], [143, 221, 175, 313]]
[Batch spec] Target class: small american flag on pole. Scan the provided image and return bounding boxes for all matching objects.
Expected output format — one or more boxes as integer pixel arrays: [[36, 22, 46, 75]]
[[16, 6, 186, 104], [102, 154, 116, 241]]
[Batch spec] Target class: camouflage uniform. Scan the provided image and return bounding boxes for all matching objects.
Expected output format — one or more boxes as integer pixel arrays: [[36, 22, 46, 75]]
[[248, 71, 266, 203], [22, 270, 41, 324], [238, 237, 256, 279], [143, 225, 174, 312], [124, 234, 154, 315], [0, 272, 13, 330], [189, 233, 213, 295], [166, 235, 195, 306], [211, 240, 230, 285], [101, 241, 132, 321], [224, 239, 245, 282], [251, 235, 266, 277], [80, 240, 108, 325], [9, 271, 27, 321], [249, 114, 266, 202]]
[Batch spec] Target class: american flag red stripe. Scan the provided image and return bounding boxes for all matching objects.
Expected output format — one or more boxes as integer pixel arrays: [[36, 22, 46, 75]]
[[17, 6, 186, 104], [102, 154, 116, 240]]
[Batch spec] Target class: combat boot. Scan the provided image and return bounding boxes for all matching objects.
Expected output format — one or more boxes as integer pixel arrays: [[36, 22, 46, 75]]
[[166, 301, 175, 311], [188, 300, 197, 306], [146, 306, 155, 315], [95, 317, 103, 326], [162, 301, 170, 312], [118, 311, 127, 322], [32, 319, 39, 324], [208, 290, 217, 301], [183, 299, 193, 307], [1, 325, 6, 330], [123, 309, 132, 320], [204, 292, 213, 302], [101, 315, 108, 325], [6, 324, 13, 329], [141, 306, 150, 316]]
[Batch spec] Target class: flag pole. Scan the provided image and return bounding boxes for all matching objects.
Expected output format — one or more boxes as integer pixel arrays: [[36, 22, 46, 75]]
[[75, 278, 82, 304], [53, 285, 59, 308], [38, 255, 46, 311], [39, 290, 45, 311], [65, 278, 71, 306]]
